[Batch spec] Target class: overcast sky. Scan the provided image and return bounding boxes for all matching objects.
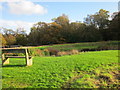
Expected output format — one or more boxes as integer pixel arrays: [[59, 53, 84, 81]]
[[0, 0, 119, 34]]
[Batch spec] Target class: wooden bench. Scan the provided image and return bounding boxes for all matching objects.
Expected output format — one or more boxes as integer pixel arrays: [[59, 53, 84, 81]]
[[1, 48, 33, 66]]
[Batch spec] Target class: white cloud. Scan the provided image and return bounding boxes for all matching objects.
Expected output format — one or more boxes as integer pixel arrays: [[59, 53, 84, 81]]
[[7, 0, 47, 15], [0, 20, 34, 34]]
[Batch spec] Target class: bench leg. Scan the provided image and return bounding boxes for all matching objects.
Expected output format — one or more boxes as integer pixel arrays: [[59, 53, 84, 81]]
[[26, 58, 32, 66], [25, 49, 32, 66], [2, 54, 10, 65], [2, 58, 9, 65]]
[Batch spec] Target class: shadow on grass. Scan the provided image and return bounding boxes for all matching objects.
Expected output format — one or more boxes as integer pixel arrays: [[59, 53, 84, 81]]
[[2, 64, 26, 67]]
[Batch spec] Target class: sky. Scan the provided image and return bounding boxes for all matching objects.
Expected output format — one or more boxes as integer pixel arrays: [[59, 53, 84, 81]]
[[0, 0, 119, 34]]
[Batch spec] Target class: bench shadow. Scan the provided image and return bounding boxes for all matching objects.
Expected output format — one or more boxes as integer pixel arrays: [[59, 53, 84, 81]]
[[2, 64, 26, 67]]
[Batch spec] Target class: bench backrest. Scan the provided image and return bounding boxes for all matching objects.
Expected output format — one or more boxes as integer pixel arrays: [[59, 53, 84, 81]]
[[2, 48, 28, 54]]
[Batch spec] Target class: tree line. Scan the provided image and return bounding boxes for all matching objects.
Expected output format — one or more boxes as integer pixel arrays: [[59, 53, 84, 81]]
[[0, 9, 119, 47]]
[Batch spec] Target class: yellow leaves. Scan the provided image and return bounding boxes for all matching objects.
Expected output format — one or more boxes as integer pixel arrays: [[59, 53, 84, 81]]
[[0, 33, 7, 46], [49, 22, 62, 29]]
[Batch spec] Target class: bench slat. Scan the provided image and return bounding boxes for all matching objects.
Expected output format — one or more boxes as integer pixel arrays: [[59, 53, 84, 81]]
[[6, 56, 32, 58], [2, 49, 26, 53]]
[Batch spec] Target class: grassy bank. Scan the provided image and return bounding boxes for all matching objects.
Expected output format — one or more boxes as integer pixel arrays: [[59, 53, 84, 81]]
[[36, 41, 120, 51], [2, 50, 119, 88], [27, 41, 119, 56]]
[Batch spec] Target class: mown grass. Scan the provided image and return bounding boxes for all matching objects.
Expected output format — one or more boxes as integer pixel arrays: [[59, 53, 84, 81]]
[[2, 50, 119, 88]]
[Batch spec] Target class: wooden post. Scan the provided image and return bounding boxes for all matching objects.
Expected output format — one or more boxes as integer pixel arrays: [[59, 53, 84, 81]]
[[28, 57, 32, 66], [2, 53, 9, 65], [25, 49, 32, 66], [2, 53, 5, 65], [4, 58, 9, 65]]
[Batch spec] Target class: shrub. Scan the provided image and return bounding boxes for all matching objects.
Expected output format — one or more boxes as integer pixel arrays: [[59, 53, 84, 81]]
[[57, 51, 68, 56], [28, 48, 44, 56], [70, 49, 79, 54], [43, 49, 50, 56], [36, 49, 44, 56], [57, 49, 79, 56], [47, 48, 59, 56]]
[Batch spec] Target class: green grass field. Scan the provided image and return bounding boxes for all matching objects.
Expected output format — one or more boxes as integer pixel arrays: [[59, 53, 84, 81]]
[[2, 50, 119, 88]]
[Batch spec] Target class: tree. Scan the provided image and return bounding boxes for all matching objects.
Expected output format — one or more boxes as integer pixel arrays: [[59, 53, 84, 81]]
[[84, 9, 110, 41], [84, 9, 110, 29], [15, 28, 28, 45], [52, 14, 72, 43], [29, 22, 49, 45], [80, 25, 102, 42], [16, 27, 27, 35], [29, 21, 66, 45], [52, 14, 69, 26], [107, 12, 120, 40], [47, 22, 65, 44], [16, 34, 28, 45], [1, 28, 16, 47], [0, 33, 7, 47], [4, 34, 16, 47], [2, 28, 15, 35], [66, 22, 86, 43]]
